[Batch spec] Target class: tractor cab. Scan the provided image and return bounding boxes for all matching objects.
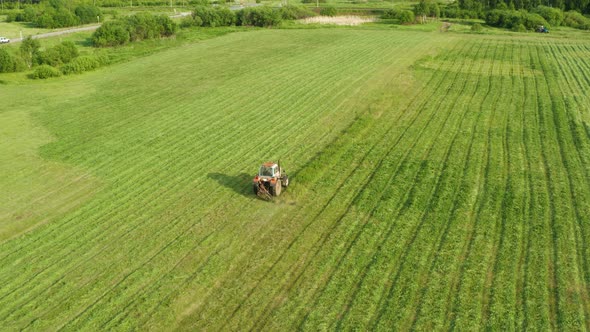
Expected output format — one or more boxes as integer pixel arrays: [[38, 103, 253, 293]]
[[259, 163, 278, 178]]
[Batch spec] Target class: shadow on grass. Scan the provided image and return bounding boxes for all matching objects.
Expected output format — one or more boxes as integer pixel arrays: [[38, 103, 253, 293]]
[[207, 172, 252, 198]]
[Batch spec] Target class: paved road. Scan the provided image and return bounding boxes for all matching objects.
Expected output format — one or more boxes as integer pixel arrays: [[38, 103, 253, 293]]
[[8, 11, 192, 43]]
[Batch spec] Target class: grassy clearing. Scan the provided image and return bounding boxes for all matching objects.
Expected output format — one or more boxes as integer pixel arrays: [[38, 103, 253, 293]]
[[1, 25, 589, 330]]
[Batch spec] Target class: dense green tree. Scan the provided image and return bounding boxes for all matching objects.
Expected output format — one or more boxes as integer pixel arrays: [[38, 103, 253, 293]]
[[75, 4, 101, 24]]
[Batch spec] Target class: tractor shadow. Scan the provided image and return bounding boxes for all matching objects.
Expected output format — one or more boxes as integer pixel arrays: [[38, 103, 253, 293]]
[[207, 172, 252, 198]]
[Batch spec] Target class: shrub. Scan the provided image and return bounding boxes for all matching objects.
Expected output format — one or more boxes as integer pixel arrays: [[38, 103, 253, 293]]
[[192, 6, 236, 27], [237, 7, 282, 27], [156, 15, 178, 36], [75, 4, 102, 24], [485, 9, 548, 30], [35, 12, 56, 28], [5, 12, 16, 22], [441, 5, 480, 19], [61, 55, 108, 75], [0, 49, 25, 73], [320, 6, 337, 17], [471, 22, 483, 31], [414, 0, 440, 19], [20, 36, 41, 69], [91, 13, 177, 47], [563, 10, 590, 29], [180, 15, 197, 27], [382, 8, 402, 19], [126, 12, 176, 41], [29, 64, 62, 79], [398, 10, 415, 24], [523, 12, 549, 30], [92, 21, 130, 47], [216, 7, 237, 26], [280, 5, 316, 20], [189, 0, 210, 5], [533, 5, 563, 26], [23, 6, 38, 21], [32, 6, 80, 28], [53, 7, 79, 27], [36, 41, 79, 66], [512, 23, 527, 31]]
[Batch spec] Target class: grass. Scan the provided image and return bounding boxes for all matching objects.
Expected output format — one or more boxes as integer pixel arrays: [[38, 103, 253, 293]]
[[1, 24, 590, 331]]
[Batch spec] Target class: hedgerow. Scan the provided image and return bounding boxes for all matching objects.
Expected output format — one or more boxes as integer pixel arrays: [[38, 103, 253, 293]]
[[320, 6, 338, 17], [191, 6, 236, 27], [280, 5, 316, 20], [92, 13, 177, 47], [563, 10, 590, 29], [532, 5, 563, 26], [35, 41, 79, 67], [0, 49, 25, 73], [8, 1, 102, 28], [485, 9, 549, 31], [61, 55, 109, 75], [237, 7, 282, 27]]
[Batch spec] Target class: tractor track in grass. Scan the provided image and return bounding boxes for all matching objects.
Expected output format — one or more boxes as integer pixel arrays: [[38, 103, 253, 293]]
[[213, 37, 459, 332], [411, 39, 501, 329], [530, 46, 560, 329], [297, 62, 460, 331], [516, 43, 532, 330], [355, 52, 483, 330], [564, 44, 590, 87], [407, 40, 491, 331], [447, 39, 502, 331], [350, 40, 488, 330], [482, 40, 515, 328], [542, 42, 590, 328], [521, 45, 549, 329], [552, 42, 590, 300], [368, 40, 485, 331], [465, 42, 510, 329]]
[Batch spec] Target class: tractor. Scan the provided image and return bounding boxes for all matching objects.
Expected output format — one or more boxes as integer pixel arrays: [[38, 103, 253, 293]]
[[536, 25, 549, 33], [253, 161, 289, 199]]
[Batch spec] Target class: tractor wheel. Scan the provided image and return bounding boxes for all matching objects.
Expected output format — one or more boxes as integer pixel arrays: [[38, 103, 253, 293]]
[[282, 175, 289, 188], [253, 184, 259, 195], [272, 181, 282, 197]]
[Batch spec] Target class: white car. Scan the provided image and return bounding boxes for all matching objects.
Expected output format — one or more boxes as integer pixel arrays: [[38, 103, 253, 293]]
[[0, 37, 10, 44]]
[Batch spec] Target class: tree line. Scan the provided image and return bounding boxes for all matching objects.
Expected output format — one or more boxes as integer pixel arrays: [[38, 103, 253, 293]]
[[459, 0, 589, 14]]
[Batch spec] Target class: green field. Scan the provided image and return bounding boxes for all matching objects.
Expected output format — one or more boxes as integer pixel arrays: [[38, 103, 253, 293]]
[[1, 26, 590, 330]]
